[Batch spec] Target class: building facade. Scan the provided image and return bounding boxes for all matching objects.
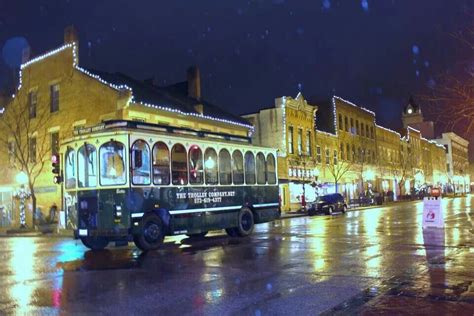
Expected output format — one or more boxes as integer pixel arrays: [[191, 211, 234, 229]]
[[0, 27, 252, 227]]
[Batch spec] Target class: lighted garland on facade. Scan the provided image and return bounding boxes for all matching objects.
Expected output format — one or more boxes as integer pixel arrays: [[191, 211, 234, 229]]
[[12, 43, 254, 132]]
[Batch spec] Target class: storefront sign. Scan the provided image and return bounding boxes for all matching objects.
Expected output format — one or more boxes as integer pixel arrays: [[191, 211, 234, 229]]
[[423, 197, 444, 228]]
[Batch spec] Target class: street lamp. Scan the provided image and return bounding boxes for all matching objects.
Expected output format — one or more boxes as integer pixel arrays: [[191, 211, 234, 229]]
[[14, 171, 31, 229]]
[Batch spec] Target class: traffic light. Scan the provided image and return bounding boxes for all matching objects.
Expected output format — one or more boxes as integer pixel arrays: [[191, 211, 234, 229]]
[[52, 153, 63, 184]]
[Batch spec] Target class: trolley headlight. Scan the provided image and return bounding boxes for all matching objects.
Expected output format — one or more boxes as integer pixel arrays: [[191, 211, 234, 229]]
[[115, 205, 122, 217], [80, 200, 88, 210]]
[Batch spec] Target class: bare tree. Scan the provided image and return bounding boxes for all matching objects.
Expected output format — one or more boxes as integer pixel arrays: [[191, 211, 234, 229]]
[[390, 145, 413, 197], [326, 135, 354, 193], [288, 153, 317, 208], [421, 20, 474, 136], [0, 87, 53, 228]]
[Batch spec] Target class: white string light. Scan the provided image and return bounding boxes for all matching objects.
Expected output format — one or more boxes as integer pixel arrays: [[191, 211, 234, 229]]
[[12, 42, 254, 132]]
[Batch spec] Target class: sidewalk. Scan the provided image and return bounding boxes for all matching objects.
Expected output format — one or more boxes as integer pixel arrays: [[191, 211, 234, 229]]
[[0, 225, 73, 238]]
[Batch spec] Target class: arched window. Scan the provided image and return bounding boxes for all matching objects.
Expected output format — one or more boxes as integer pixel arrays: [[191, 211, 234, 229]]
[[99, 141, 126, 186], [153, 142, 170, 185], [204, 148, 218, 185], [244, 151, 256, 184], [188, 145, 203, 184], [131, 140, 150, 185], [232, 150, 244, 185], [78, 143, 97, 188], [219, 149, 232, 185], [256, 152, 266, 184], [171, 144, 188, 185], [266, 153, 276, 184], [65, 147, 76, 189]]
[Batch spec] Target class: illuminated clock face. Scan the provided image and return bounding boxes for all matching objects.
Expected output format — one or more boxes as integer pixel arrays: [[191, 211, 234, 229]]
[[407, 108, 413, 114]]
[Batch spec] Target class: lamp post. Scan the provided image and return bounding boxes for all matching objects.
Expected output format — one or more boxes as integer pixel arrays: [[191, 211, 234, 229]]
[[14, 171, 31, 229]]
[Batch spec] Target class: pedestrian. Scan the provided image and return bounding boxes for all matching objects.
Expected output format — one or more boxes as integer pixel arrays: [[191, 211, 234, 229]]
[[48, 203, 58, 224]]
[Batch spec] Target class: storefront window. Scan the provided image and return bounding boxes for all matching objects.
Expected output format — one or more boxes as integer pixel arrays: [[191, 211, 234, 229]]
[[100, 141, 126, 186], [78, 144, 97, 188], [65, 148, 76, 189]]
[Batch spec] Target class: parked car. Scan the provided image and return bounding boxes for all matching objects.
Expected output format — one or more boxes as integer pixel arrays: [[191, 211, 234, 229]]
[[308, 193, 347, 216]]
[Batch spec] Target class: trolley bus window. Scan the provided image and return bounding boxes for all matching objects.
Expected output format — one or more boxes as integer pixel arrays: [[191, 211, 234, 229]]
[[78, 144, 97, 188], [171, 144, 188, 185], [65, 147, 76, 189], [131, 140, 151, 185], [266, 153, 277, 184], [256, 152, 266, 184], [219, 149, 232, 185], [99, 141, 126, 186], [153, 142, 170, 185], [244, 151, 256, 184], [189, 145, 204, 184], [204, 148, 218, 185], [232, 150, 244, 185]]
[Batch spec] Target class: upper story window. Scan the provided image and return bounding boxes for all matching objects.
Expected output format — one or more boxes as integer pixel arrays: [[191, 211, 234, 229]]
[[350, 118, 354, 134], [346, 144, 350, 161], [50, 84, 60, 113], [370, 126, 374, 139], [256, 152, 266, 184], [244, 151, 256, 184], [28, 91, 37, 119], [232, 150, 244, 185], [51, 132, 59, 155], [219, 149, 232, 185], [306, 131, 311, 156], [340, 143, 344, 160], [366, 125, 369, 138], [325, 148, 330, 165], [316, 146, 321, 163], [288, 126, 294, 154], [29, 136, 36, 163], [99, 141, 126, 186], [78, 143, 97, 188], [204, 148, 218, 185], [131, 140, 151, 185], [266, 153, 277, 184], [333, 150, 338, 165], [297, 128, 303, 154], [153, 142, 170, 185], [361, 123, 365, 137], [338, 114, 343, 130], [356, 120, 359, 135], [344, 116, 348, 132], [171, 144, 188, 185], [65, 148, 76, 189], [189, 145, 204, 185]]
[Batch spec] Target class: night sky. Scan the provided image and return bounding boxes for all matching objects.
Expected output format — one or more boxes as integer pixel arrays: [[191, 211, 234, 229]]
[[0, 0, 472, 131]]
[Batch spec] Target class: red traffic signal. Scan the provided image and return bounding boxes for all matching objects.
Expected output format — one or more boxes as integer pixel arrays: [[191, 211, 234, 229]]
[[51, 153, 62, 184]]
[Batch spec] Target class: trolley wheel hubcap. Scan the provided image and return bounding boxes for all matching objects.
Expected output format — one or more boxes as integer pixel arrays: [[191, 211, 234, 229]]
[[144, 223, 160, 242], [241, 213, 252, 231]]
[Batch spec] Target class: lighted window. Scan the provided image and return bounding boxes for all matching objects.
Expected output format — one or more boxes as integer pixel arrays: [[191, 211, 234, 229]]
[[256, 152, 266, 184], [65, 147, 76, 189], [152, 142, 170, 185], [219, 149, 232, 185], [171, 144, 188, 185], [131, 140, 151, 185], [297, 128, 302, 154], [288, 126, 294, 154], [51, 132, 59, 155], [306, 131, 311, 155], [244, 151, 256, 184], [204, 148, 218, 185], [188, 145, 204, 185], [333, 150, 338, 165], [99, 141, 126, 186], [316, 146, 321, 163], [78, 143, 97, 188], [232, 150, 244, 185], [266, 153, 277, 184], [325, 148, 330, 165]]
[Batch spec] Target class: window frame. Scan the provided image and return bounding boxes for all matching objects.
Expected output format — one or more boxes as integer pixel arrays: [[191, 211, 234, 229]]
[[152, 141, 171, 185], [50, 84, 60, 113], [131, 139, 151, 186], [99, 140, 127, 187]]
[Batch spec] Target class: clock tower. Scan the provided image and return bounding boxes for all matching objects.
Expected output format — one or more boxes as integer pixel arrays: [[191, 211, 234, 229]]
[[402, 96, 423, 128]]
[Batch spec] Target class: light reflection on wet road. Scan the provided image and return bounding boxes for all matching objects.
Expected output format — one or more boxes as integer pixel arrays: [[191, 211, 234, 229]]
[[1, 197, 474, 314]]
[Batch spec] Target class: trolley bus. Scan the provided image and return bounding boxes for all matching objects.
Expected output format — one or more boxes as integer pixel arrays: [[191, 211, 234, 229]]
[[60, 120, 280, 251]]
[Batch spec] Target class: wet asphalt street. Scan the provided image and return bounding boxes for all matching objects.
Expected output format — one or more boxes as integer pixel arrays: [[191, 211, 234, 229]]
[[1, 197, 474, 315]]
